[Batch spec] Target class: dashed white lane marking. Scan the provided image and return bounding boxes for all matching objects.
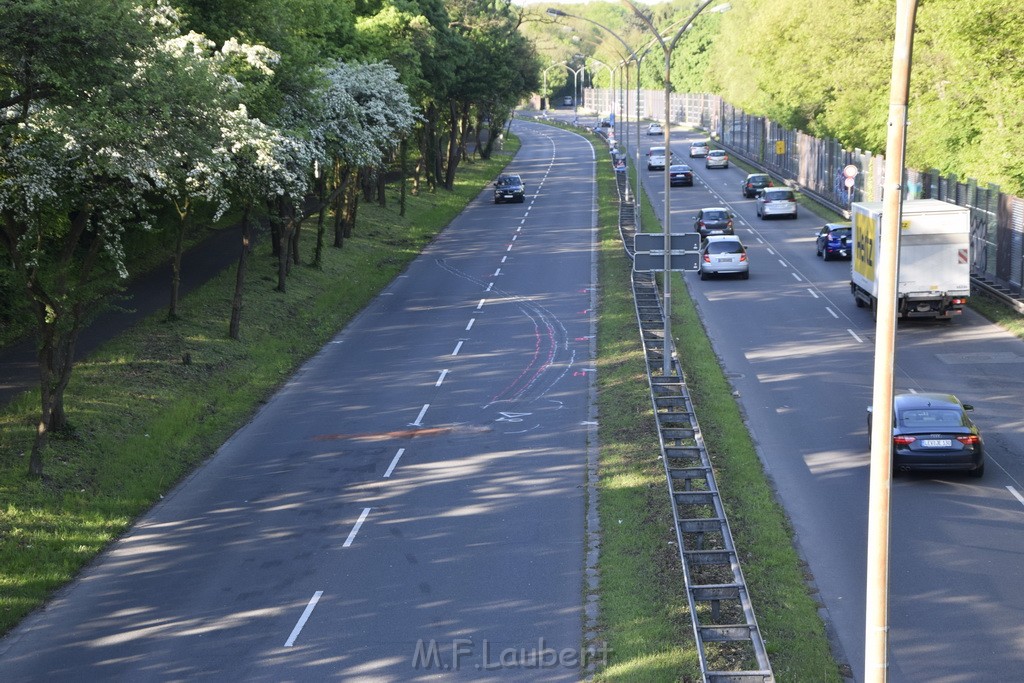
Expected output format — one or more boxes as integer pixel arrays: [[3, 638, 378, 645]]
[[792, 273, 802, 282], [1007, 486, 1024, 507], [284, 591, 323, 647], [476, 298, 486, 310], [465, 318, 475, 331], [768, 248, 776, 256], [501, 256, 507, 264], [826, 307, 839, 318], [435, 369, 449, 387], [507, 244, 513, 251], [808, 289, 819, 299], [848, 329, 865, 343], [411, 403, 430, 426], [778, 259, 787, 267], [383, 449, 405, 479], [493, 268, 502, 276], [517, 226, 522, 232], [452, 341, 464, 356], [343, 508, 371, 548], [486, 282, 493, 292], [512, 235, 518, 241]]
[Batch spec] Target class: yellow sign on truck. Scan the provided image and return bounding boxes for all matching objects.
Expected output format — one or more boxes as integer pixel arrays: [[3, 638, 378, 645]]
[[850, 199, 971, 319]]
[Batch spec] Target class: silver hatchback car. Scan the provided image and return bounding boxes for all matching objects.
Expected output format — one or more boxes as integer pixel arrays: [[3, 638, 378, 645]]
[[755, 187, 798, 219], [705, 149, 729, 169], [699, 235, 749, 280]]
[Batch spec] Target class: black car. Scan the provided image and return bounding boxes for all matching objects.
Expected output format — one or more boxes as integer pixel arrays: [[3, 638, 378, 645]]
[[693, 207, 734, 238], [815, 222, 853, 260], [868, 392, 985, 477], [668, 164, 694, 187], [741, 173, 773, 198], [493, 174, 525, 204]]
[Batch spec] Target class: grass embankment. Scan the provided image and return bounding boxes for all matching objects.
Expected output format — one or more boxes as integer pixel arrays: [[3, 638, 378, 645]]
[[0, 142, 519, 635], [592, 136, 844, 680]]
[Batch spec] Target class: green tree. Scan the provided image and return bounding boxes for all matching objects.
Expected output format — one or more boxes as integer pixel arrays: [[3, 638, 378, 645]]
[[0, 0, 218, 476]]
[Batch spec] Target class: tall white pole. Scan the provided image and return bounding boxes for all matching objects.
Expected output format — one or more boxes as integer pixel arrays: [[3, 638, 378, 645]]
[[661, 47, 673, 375], [865, 1, 918, 680]]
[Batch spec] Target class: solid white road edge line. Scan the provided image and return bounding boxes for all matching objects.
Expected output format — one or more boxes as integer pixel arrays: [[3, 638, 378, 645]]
[[284, 591, 324, 647]]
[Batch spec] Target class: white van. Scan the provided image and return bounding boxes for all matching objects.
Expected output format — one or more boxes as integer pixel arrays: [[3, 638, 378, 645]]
[[647, 146, 666, 171]]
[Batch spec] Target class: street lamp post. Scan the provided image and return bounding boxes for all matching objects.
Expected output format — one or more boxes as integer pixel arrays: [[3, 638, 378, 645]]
[[623, 0, 715, 376], [552, 2, 724, 376], [588, 58, 618, 138]]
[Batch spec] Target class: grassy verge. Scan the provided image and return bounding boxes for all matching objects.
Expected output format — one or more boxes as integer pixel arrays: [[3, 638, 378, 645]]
[[0, 142, 519, 635], [592, 139, 844, 680]]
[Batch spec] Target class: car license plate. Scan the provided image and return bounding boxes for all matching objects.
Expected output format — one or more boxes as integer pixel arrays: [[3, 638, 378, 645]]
[[922, 439, 952, 448], [720, 257, 734, 262]]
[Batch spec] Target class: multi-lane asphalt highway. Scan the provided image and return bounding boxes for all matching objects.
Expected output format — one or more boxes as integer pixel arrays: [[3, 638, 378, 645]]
[[0, 121, 601, 680], [620, 119, 1024, 682]]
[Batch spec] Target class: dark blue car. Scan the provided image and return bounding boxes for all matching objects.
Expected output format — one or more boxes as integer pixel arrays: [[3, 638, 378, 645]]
[[815, 222, 852, 260]]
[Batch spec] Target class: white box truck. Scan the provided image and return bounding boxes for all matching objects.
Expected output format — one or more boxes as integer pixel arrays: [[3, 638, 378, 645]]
[[850, 199, 971, 319]]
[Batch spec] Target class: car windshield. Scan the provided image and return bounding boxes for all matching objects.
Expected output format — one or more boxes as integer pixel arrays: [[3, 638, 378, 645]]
[[703, 211, 728, 221], [671, 165, 690, 172], [831, 228, 852, 239], [899, 409, 965, 428], [709, 151, 725, 156], [750, 176, 769, 184], [765, 190, 793, 200], [497, 176, 520, 186], [707, 241, 743, 255]]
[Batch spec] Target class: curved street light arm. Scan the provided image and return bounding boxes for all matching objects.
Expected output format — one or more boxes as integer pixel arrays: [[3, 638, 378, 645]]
[[546, 7, 638, 62]]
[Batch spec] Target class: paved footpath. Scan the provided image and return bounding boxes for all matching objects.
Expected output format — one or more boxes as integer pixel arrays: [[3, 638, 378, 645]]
[[0, 225, 241, 409]]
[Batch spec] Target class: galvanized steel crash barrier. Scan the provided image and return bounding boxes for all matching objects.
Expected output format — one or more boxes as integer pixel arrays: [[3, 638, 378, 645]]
[[613, 166, 774, 682]]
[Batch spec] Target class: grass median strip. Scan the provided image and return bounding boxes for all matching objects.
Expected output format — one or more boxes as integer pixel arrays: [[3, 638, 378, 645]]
[[593, 135, 843, 680]]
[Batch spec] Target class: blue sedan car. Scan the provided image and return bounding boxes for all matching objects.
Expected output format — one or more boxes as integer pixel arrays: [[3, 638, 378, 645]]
[[815, 222, 852, 260]]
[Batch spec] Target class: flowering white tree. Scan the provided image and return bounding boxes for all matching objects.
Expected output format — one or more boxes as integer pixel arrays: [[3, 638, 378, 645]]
[[309, 61, 418, 255], [210, 106, 312, 337], [0, 0, 264, 476]]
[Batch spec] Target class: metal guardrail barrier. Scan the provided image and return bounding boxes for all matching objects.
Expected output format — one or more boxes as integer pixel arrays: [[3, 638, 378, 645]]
[[613, 169, 774, 682]]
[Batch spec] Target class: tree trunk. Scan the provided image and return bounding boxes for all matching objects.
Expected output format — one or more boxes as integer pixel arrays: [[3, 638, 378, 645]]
[[458, 103, 471, 163], [399, 139, 408, 217], [168, 198, 189, 321], [342, 179, 358, 240], [276, 198, 295, 293], [268, 199, 281, 258], [229, 206, 251, 340], [444, 100, 460, 190], [314, 176, 326, 269], [475, 121, 488, 160], [333, 167, 350, 248]]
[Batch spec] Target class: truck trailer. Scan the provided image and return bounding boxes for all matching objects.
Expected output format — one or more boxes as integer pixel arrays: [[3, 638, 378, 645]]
[[850, 199, 971, 319]]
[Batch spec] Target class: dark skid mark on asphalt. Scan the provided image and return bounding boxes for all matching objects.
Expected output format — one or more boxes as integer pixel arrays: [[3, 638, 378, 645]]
[[312, 424, 492, 442]]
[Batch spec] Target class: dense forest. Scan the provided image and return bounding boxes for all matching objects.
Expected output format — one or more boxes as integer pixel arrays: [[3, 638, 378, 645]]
[[526, 0, 1024, 197]]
